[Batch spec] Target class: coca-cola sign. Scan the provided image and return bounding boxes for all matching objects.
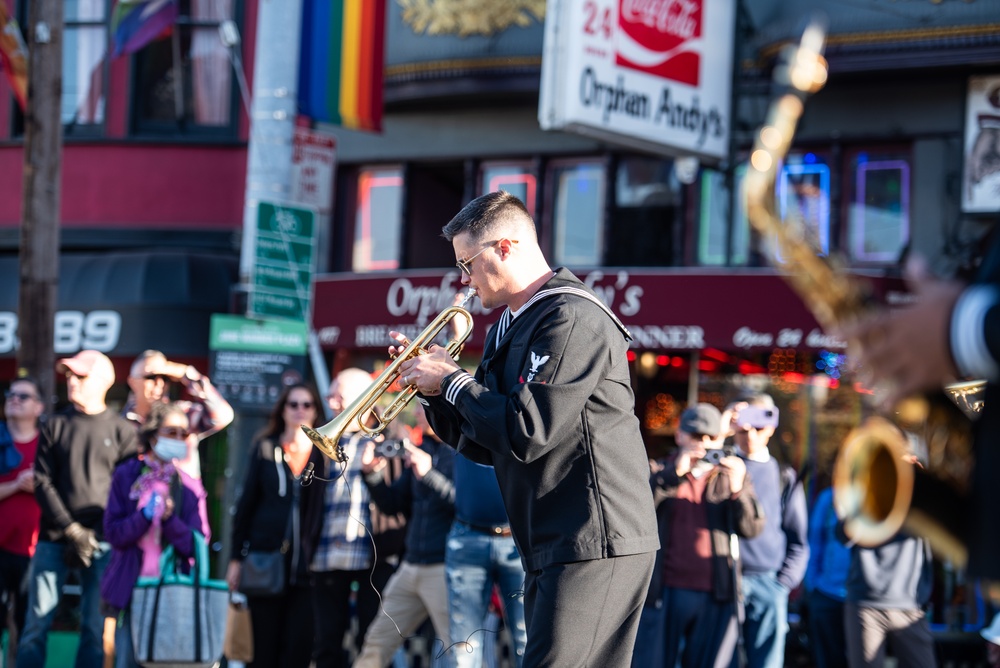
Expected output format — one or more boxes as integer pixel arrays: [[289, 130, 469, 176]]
[[538, 0, 735, 161], [616, 0, 703, 85]]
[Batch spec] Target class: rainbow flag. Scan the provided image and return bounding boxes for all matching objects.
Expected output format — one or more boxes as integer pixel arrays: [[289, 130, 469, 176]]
[[299, 0, 385, 132], [111, 0, 178, 58], [0, 2, 27, 111]]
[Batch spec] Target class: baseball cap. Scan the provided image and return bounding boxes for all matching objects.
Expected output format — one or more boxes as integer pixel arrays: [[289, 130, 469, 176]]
[[56, 350, 116, 384], [679, 403, 722, 437]]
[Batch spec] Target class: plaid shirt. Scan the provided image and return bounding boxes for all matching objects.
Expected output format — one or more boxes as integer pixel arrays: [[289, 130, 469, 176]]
[[310, 432, 374, 572]]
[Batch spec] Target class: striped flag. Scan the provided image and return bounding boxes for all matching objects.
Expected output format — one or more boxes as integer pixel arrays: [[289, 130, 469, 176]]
[[298, 0, 386, 132], [0, 2, 27, 111], [111, 0, 178, 58]]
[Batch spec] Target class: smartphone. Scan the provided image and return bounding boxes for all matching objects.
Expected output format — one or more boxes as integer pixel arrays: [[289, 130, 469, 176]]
[[738, 406, 779, 430]]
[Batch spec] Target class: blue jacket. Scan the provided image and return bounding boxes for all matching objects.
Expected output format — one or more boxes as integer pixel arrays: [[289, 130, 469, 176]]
[[805, 488, 851, 600]]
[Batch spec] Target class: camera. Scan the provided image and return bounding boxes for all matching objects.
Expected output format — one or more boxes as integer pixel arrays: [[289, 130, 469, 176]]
[[738, 406, 779, 430], [702, 445, 737, 465], [375, 439, 405, 458]]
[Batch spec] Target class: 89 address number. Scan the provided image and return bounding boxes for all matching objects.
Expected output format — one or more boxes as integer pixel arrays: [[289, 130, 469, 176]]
[[0, 310, 122, 354]]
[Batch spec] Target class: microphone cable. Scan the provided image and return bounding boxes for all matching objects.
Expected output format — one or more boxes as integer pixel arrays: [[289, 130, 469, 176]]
[[296, 450, 523, 663]]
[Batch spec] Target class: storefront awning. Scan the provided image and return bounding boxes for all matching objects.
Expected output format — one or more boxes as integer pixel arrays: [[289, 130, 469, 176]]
[[312, 268, 905, 353], [0, 251, 238, 359]]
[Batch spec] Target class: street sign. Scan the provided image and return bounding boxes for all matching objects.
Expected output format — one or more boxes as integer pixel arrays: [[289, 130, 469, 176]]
[[248, 201, 318, 322], [208, 314, 308, 409]]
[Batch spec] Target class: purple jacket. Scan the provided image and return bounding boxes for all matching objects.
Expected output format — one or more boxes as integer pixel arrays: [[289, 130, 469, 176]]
[[100, 457, 202, 612]]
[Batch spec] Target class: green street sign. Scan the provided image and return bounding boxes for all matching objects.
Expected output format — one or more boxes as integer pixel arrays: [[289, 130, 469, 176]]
[[209, 314, 308, 354], [249, 201, 317, 322]]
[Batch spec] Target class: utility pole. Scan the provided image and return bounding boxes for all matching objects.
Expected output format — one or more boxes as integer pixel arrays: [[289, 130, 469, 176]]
[[17, 0, 63, 411], [223, 0, 304, 569]]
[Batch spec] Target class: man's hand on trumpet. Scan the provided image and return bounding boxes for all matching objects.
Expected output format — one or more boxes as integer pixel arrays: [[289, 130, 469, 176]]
[[388, 330, 459, 396]]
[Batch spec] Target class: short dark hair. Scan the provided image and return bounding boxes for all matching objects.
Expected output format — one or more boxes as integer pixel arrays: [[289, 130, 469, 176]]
[[10, 376, 42, 400], [442, 190, 534, 243]]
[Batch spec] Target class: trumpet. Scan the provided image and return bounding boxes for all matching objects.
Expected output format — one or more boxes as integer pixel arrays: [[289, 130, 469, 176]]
[[302, 290, 476, 462]]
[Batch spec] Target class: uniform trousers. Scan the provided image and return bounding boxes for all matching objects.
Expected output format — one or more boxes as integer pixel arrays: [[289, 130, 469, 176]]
[[522, 551, 654, 668]]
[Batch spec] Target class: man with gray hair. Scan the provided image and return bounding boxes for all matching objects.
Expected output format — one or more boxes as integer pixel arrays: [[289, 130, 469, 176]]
[[124, 349, 233, 479], [17, 351, 137, 668]]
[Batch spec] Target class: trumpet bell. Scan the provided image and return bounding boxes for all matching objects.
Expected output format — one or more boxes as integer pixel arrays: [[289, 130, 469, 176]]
[[833, 417, 914, 548], [833, 415, 969, 566], [301, 424, 353, 462]]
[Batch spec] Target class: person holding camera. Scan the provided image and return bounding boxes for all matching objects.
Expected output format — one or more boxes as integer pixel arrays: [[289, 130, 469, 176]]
[[633, 403, 765, 668], [353, 403, 455, 668], [728, 394, 810, 668]]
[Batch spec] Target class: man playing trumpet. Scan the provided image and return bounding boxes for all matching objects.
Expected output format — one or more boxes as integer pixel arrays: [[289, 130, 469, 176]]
[[391, 191, 659, 667]]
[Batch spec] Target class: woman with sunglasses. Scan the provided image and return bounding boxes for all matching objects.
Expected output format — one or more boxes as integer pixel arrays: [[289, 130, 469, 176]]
[[100, 401, 204, 668], [226, 383, 327, 668]]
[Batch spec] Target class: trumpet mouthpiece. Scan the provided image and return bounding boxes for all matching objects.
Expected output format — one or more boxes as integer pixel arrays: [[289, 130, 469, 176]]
[[301, 425, 346, 462]]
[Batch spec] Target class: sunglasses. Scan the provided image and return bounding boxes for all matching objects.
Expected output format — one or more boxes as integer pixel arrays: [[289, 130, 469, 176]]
[[456, 240, 517, 277], [143, 374, 170, 382], [4, 391, 38, 402], [158, 426, 190, 439], [287, 401, 315, 410]]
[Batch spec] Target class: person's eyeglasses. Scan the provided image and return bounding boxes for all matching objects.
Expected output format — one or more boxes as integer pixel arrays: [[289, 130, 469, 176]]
[[4, 391, 37, 402], [456, 240, 517, 277], [158, 427, 190, 439], [143, 374, 169, 382], [287, 401, 314, 410]]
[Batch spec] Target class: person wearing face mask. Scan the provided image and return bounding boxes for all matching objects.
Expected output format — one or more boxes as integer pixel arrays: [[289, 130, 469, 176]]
[[99, 402, 204, 668]]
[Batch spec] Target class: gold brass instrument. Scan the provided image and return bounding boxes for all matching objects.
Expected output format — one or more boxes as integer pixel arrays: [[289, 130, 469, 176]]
[[302, 290, 476, 462], [743, 19, 984, 565]]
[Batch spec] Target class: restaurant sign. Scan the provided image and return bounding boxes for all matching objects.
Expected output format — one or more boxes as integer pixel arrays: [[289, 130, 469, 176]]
[[311, 270, 898, 352]]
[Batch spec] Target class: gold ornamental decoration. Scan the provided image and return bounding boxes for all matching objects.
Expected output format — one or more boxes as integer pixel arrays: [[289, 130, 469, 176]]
[[398, 0, 546, 38]]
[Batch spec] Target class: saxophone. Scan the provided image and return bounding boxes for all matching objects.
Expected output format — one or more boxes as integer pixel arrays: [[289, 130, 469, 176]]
[[742, 20, 983, 566]]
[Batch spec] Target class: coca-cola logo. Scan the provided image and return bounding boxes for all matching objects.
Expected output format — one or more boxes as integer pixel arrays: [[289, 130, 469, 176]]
[[616, 0, 702, 86]]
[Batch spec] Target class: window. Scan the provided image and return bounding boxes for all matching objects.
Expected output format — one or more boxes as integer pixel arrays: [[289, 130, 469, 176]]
[[847, 151, 910, 264], [718, 154, 830, 266], [15, 0, 110, 131], [698, 166, 749, 266], [480, 162, 537, 217], [64, 0, 107, 127], [775, 153, 831, 259], [353, 166, 403, 272], [131, 0, 237, 136], [608, 156, 682, 266], [548, 159, 605, 267]]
